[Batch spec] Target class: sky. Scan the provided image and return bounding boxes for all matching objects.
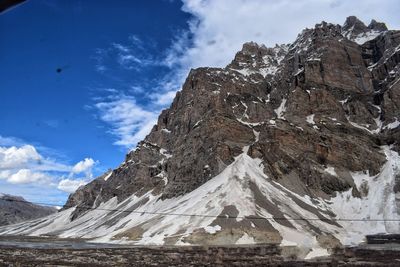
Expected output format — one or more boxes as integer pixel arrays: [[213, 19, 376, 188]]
[[0, 0, 399, 206]]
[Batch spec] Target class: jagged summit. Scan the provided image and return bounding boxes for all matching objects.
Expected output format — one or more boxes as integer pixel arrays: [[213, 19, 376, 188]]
[[342, 16, 369, 34], [1, 17, 399, 258], [369, 19, 388, 32], [342, 16, 388, 44], [228, 42, 288, 78], [343, 16, 388, 33], [228, 16, 389, 82]]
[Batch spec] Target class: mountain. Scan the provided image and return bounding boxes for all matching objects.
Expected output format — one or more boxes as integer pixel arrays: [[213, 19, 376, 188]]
[[1, 16, 399, 257], [0, 194, 57, 226]]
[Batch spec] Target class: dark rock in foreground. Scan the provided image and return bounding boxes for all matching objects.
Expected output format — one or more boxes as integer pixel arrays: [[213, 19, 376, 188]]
[[0, 241, 399, 266]]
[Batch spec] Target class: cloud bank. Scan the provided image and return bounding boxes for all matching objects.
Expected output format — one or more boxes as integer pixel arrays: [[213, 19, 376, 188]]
[[0, 136, 97, 194]]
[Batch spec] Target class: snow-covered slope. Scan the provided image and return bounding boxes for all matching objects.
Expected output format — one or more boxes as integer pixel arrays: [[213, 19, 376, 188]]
[[1, 16, 399, 259], [330, 146, 400, 244], [1, 146, 399, 254]]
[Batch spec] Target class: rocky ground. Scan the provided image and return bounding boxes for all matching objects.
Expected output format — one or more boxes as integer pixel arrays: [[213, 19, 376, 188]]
[[0, 236, 400, 266]]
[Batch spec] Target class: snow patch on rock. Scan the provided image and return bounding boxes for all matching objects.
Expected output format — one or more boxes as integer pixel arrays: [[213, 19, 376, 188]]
[[353, 30, 382, 45], [103, 172, 112, 181], [324, 167, 337, 177], [204, 225, 221, 234], [306, 114, 315, 125], [305, 248, 330, 259], [274, 99, 287, 119], [236, 233, 255, 244]]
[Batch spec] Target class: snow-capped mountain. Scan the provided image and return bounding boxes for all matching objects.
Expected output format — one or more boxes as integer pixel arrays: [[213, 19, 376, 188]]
[[1, 16, 399, 257], [0, 194, 56, 226]]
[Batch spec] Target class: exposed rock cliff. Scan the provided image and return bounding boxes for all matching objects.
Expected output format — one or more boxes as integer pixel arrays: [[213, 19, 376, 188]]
[[68, 16, 399, 212], [1, 17, 399, 255]]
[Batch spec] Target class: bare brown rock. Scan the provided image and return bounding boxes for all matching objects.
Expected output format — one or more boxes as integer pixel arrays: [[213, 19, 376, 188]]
[[64, 16, 400, 229]]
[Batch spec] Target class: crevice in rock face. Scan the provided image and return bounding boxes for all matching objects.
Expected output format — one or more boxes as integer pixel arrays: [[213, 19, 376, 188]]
[[373, 93, 384, 106], [343, 46, 354, 66], [394, 174, 400, 194], [319, 61, 326, 83], [356, 67, 369, 92]]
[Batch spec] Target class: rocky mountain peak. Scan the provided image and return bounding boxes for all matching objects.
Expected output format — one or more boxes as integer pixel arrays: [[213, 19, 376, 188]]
[[342, 16, 368, 34], [62, 16, 399, 218], [2, 17, 399, 252], [240, 41, 268, 55], [368, 19, 388, 32], [342, 16, 387, 44], [288, 21, 344, 58], [228, 41, 288, 78]]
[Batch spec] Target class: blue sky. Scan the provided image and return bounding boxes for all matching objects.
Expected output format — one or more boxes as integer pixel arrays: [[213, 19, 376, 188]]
[[0, 0, 191, 204], [1, 0, 398, 205]]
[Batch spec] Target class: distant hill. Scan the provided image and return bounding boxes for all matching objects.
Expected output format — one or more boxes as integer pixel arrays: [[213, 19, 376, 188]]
[[0, 194, 57, 226]]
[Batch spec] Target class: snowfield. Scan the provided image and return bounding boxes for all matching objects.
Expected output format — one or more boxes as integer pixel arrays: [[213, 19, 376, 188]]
[[0, 146, 399, 259]]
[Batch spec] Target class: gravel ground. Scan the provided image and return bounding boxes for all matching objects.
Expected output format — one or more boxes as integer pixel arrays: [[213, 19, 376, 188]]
[[0, 236, 399, 266]]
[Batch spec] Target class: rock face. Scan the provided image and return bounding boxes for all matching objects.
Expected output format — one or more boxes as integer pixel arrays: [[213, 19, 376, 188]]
[[0, 194, 56, 226], [1, 16, 399, 253]]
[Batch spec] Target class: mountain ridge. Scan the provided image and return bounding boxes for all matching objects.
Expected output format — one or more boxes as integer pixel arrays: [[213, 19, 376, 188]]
[[0, 193, 57, 226], [1, 16, 399, 258]]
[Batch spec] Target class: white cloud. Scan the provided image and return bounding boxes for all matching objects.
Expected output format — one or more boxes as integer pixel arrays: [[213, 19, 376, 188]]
[[0, 135, 24, 146], [7, 169, 51, 185], [118, 54, 143, 67], [71, 158, 96, 178], [129, 34, 145, 50], [96, 64, 107, 73], [0, 144, 71, 173], [0, 170, 11, 180], [0, 137, 98, 195], [112, 43, 130, 53], [150, 91, 178, 106], [95, 97, 159, 148], [0, 145, 42, 169], [57, 179, 87, 193], [96, 37, 159, 72], [129, 85, 145, 94]]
